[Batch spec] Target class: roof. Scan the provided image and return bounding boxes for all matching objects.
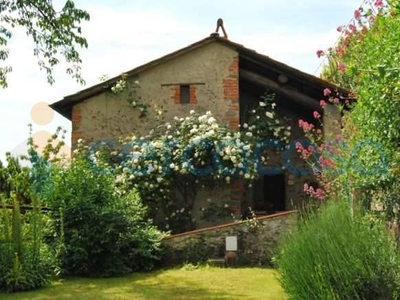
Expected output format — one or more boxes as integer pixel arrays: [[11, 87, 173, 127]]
[[50, 34, 351, 120]]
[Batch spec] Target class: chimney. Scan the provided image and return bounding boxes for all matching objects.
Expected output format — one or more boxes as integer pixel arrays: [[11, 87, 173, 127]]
[[211, 18, 228, 39]]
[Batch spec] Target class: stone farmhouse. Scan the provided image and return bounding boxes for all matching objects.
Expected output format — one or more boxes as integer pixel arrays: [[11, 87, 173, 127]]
[[50, 25, 350, 229]]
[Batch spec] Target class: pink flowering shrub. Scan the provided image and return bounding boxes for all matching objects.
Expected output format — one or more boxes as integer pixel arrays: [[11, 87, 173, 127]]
[[295, 89, 354, 202]]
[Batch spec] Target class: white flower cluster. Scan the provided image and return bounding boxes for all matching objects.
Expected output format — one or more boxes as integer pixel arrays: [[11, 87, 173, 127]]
[[244, 93, 292, 146], [119, 110, 259, 226]]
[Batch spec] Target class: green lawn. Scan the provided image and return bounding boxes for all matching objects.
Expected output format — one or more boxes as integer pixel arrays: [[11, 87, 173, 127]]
[[0, 267, 286, 300]]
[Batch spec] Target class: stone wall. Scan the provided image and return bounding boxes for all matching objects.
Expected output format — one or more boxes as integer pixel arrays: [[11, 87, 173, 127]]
[[161, 210, 296, 266]]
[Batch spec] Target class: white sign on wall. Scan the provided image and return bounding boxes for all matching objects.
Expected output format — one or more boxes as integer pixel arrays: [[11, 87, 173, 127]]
[[226, 236, 238, 251]]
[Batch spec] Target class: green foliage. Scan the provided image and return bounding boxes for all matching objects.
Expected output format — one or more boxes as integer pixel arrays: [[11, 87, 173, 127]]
[[42, 142, 165, 277], [0, 154, 32, 205], [278, 199, 400, 300], [0, 0, 90, 87], [0, 195, 53, 293], [315, 1, 400, 221], [321, 2, 400, 187]]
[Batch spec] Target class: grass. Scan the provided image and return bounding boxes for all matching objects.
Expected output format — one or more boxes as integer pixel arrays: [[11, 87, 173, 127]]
[[0, 267, 286, 300]]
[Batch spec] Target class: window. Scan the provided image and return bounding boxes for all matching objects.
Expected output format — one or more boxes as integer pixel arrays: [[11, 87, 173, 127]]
[[180, 85, 190, 104]]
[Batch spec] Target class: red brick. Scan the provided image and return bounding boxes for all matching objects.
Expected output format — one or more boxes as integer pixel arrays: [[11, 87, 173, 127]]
[[230, 193, 243, 201], [230, 179, 244, 189], [170, 86, 180, 104], [229, 56, 239, 74], [72, 107, 82, 130], [223, 79, 239, 100], [224, 115, 240, 130], [189, 86, 197, 104], [71, 131, 84, 148], [230, 104, 239, 111]]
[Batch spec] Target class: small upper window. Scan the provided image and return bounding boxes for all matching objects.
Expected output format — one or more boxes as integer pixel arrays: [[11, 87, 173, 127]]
[[180, 85, 190, 104]]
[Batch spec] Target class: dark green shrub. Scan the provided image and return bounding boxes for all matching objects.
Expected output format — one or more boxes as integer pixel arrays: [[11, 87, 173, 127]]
[[44, 145, 165, 277], [277, 199, 400, 300]]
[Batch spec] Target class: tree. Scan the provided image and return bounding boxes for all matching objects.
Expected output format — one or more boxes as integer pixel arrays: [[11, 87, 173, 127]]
[[0, 0, 90, 88]]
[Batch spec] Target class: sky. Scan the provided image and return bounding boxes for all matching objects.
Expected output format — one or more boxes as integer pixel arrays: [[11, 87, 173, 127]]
[[0, 0, 364, 162]]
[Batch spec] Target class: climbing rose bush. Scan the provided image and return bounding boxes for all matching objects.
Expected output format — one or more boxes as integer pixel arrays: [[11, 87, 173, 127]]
[[115, 110, 258, 232], [95, 95, 291, 232]]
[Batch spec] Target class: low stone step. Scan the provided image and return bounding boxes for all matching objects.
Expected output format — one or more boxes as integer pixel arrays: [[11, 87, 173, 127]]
[[207, 258, 225, 267]]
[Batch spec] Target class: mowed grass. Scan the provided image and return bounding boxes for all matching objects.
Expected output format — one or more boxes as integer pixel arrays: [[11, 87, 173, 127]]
[[0, 267, 286, 300]]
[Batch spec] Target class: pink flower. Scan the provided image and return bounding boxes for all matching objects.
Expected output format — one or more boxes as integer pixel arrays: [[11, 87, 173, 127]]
[[320, 100, 327, 108], [354, 9, 361, 20], [323, 88, 331, 96], [337, 45, 345, 56], [349, 24, 357, 32], [298, 119, 314, 132], [336, 25, 343, 32], [295, 142, 303, 150], [316, 129, 322, 134], [313, 111, 321, 119], [315, 188, 325, 199], [374, 0, 383, 7], [303, 183, 309, 192], [338, 62, 347, 72], [333, 98, 340, 104], [316, 50, 324, 58], [301, 149, 310, 158]]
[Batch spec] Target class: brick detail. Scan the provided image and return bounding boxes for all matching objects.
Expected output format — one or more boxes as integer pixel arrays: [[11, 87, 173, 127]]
[[223, 79, 239, 100], [71, 107, 84, 152], [171, 85, 197, 104], [72, 107, 82, 130], [229, 56, 239, 74], [189, 86, 197, 104], [230, 103, 239, 111], [225, 117, 240, 129], [71, 131, 84, 149], [229, 179, 244, 215], [223, 55, 240, 131], [170, 86, 180, 104]]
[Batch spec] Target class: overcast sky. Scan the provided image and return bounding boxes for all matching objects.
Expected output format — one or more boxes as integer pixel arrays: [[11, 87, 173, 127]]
[[0, 0, 364, 161]]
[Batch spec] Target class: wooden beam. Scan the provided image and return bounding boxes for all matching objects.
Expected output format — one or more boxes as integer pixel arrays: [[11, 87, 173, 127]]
[[240, 69, 321, 111]]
